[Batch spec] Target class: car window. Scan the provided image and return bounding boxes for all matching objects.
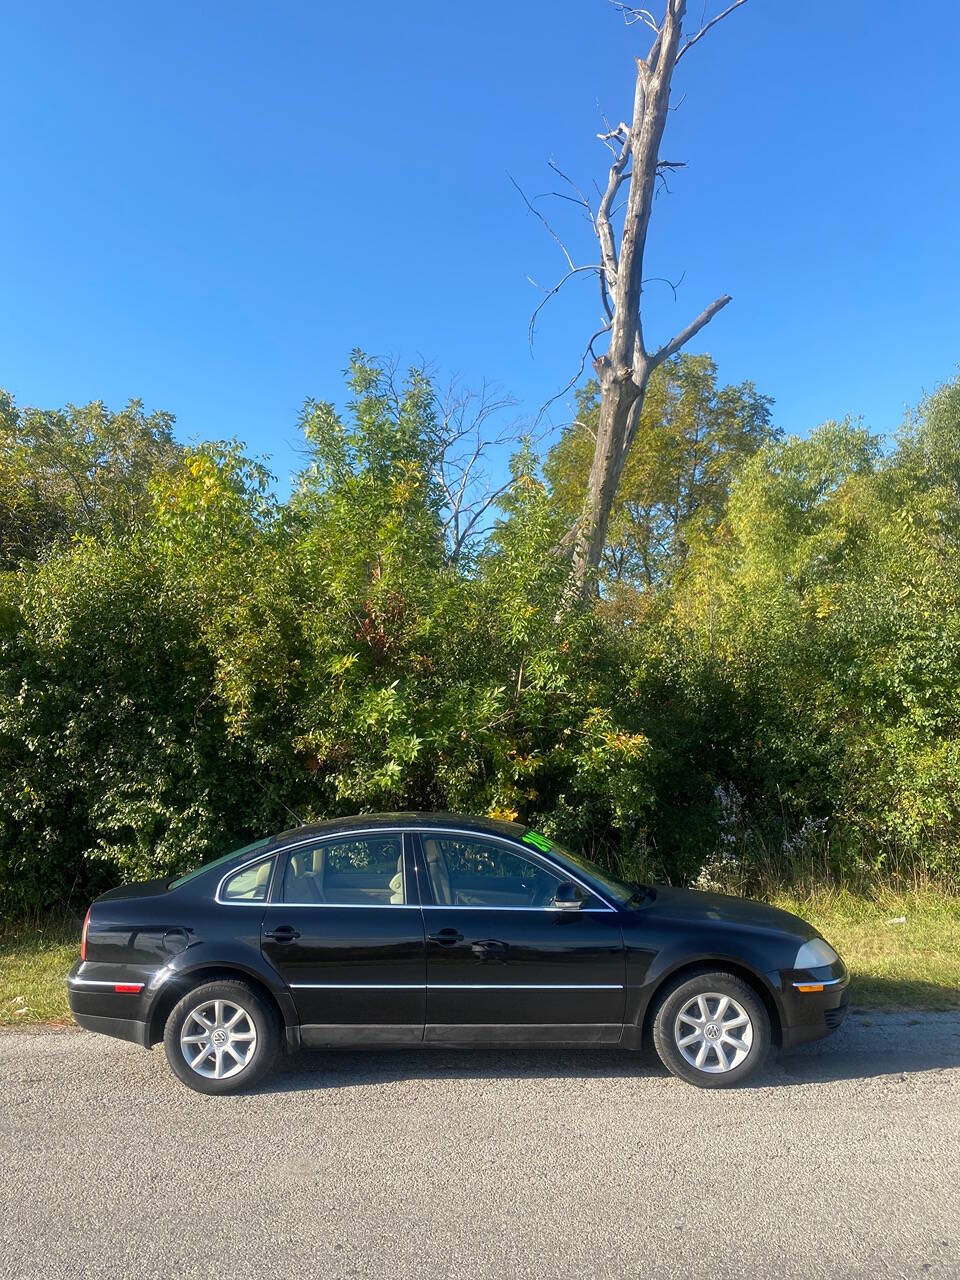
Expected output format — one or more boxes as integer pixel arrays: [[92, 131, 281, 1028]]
[[220, 856, 274, 902], [422, 835, 589, 909], [281, 835, 405, 906]]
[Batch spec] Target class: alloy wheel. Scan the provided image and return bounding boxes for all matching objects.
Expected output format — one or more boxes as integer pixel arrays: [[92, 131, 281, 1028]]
[[673, 992, 754, 1074], [179, 998, 258, 1080]]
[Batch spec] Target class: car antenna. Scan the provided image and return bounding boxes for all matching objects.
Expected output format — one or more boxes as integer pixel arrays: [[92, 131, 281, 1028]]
[[249, 775, 305, 829], [278, 798, 305, 828]]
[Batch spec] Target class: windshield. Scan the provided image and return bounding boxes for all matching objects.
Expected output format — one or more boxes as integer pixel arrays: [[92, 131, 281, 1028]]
[[520, 831, 641, 906], [168, 837, 272, 889]]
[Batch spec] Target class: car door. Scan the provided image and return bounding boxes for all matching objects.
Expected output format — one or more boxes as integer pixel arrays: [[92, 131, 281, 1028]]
[[260, 829, 426, 1046], [414, 830, 625, 1043]]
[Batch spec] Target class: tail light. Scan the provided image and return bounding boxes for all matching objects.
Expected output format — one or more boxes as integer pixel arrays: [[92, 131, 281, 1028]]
[[80, 908, 91, 961]]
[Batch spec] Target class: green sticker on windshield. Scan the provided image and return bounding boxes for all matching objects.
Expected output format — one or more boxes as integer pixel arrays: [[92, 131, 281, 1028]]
[[522, 831, 552, 853]]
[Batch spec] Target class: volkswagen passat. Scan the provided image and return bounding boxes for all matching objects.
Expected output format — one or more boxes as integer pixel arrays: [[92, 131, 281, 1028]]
[[67, 814, 848, 1093]]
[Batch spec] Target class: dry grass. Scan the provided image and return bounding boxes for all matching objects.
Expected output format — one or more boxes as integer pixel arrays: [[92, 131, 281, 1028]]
[[1, 889, 958, 1027]]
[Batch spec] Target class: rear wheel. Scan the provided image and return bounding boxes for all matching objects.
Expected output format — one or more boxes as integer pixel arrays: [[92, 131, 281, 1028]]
[[652, 970, 770, 1088], [163, 980, 279, 1095]]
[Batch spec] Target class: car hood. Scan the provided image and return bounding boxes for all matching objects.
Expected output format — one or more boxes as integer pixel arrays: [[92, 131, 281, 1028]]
[[645, 885, 817, 942]]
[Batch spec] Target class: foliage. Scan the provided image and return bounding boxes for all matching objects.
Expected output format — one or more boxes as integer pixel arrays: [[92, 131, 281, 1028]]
[[544, 356, 775, 585], [0, 541, 257, 912], [2, 358, 960, 912], [0, 390, 180, 568]]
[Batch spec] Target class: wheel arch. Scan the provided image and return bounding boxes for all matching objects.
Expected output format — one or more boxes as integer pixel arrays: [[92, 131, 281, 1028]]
[[639, 957, 783, 1050], [146, 965, 293, 1048]]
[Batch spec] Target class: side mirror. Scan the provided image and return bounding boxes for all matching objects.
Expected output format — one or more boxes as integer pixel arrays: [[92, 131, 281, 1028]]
[[551, 881, 583, 912]]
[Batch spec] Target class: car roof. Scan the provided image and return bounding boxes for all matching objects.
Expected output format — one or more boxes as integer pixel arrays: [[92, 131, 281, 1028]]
[[266, 812, 528, 849]]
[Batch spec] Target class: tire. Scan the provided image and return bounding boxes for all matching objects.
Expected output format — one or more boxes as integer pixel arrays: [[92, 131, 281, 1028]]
[[652, 969, 770, 1089], [163, 980, 279, 1095]]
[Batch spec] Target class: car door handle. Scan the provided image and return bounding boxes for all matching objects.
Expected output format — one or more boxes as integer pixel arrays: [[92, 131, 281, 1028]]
[[427, 929, 464, 945], [263, 925, 301, 942]]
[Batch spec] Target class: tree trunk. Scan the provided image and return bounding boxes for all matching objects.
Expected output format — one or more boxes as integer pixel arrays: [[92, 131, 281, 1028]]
[[572, 375, 640, 588], [562, 0, 745, 596]]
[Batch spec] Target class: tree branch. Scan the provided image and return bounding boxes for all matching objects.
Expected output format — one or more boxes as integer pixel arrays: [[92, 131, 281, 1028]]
[[508, 172, 576, 272], [455, 476, 518, 552], [547, 160, 597, 230], [649, 293, 731, 369], [596, 131, 631, 292], [534, 323, 612, 428], [676, 0, 750, 62], [609, 3, 662, 35], [528, 265, 604, 350]]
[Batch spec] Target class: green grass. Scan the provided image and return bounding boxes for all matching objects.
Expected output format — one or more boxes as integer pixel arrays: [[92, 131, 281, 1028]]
[[0, 918, 79, 1026], [772, 887, 960, 1010], [1, 889, 959, 1027]]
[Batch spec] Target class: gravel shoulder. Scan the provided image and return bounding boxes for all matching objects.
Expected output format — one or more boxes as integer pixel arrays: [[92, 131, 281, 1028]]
[[2, 1011, 959, 1280]]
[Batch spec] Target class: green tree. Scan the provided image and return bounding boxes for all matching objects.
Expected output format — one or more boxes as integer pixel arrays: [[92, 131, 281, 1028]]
[[544, 356, 774, 588], [673, 399, 960, 883], [0, 540, 255, 912], [0, 392, 181, 567]]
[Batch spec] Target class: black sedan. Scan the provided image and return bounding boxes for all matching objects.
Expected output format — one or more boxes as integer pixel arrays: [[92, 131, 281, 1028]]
[[67, 813, 848, 1093]]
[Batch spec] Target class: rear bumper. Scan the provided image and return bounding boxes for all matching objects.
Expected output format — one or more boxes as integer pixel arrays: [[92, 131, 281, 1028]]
[[67, 959, 151, 1048], [72, 1010, 150, 1048]]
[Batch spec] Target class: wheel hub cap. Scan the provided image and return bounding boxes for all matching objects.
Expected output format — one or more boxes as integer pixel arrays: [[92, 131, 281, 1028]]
[[674, 993, 754, 1074], [180, 998, 257, 1079]]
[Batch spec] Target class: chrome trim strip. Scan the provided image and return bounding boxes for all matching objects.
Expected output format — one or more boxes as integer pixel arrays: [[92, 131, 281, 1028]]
[[290, 983, 424, 990], [420, 904, 612, 913], [792, 977, 845, 989], [288, 982, 623, 990], [67, 978, 145, 989], [429, 983, 623, 990], [275, 902, 420, 909], [266, 902, 611, 912]]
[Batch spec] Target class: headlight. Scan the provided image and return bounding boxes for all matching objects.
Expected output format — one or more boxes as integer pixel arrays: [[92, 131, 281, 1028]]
[[794, 938, 839, 968]]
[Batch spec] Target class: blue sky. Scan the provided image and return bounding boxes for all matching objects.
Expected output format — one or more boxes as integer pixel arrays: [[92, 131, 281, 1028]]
[[3, 1, 958, 491]]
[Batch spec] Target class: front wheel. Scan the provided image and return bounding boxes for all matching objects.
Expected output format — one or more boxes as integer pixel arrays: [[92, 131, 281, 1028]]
[[163, 980, 279, 1095], [652, 970, 770, 1088]]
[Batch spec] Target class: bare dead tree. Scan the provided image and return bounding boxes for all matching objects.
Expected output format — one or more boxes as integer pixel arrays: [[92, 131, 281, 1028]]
[[430, 380, 529, 563], [519, 0, 750, 595]]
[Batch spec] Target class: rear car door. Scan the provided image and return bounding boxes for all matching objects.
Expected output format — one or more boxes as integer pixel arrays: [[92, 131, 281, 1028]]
[[415, 830, 626, 1043], [260, 830, 426, 1045]]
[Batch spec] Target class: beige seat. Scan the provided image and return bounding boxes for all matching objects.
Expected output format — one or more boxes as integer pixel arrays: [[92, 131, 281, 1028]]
[[253, 860, 272, 896], [285, 847, 325, 902], [388, 855, 404, 904], [423, 841, 453, 904]]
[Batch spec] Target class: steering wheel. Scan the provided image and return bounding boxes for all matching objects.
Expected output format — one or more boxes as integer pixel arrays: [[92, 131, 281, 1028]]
[[531, 875, 560, 908]]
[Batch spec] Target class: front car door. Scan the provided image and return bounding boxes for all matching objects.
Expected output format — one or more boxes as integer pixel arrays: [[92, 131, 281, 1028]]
[[260, 829, 426, 1046], [414, 829, 626, 1043]]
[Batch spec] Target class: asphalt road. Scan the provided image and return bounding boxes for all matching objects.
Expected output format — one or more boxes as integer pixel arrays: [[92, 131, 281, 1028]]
[[1, 1012, 959, 1280]]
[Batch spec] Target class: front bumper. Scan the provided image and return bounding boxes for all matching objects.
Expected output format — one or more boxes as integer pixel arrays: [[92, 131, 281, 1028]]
[[771, 957, 850, 1048]]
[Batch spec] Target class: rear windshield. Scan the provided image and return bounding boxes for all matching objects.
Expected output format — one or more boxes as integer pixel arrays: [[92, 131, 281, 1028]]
[[169, 838, 272, 890]]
